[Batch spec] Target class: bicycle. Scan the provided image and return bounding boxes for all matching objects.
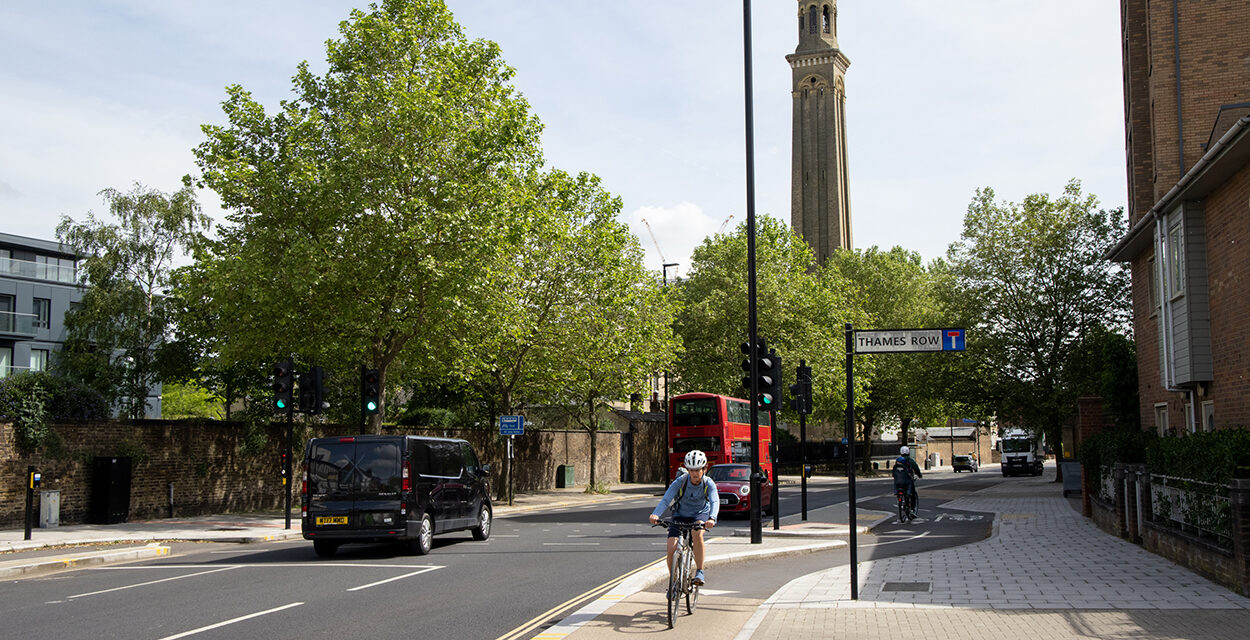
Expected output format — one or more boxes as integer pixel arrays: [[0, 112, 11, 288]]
[[653, 519, 704, 628], [896, 487, 917, 523]]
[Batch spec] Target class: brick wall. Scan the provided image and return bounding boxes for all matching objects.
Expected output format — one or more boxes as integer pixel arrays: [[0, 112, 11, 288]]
[[1202, 162, 1250, 427], [1, 420, 624, 528]]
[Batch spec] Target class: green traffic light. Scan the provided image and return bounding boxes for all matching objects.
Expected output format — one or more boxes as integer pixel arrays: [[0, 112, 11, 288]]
[[276, 399, 286, 409], [366, 400, 378, 411]]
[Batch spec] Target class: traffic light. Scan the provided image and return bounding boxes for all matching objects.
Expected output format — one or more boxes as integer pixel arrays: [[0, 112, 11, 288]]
[[361, 367, 381, 416], [298, 366, 327, 414], [764, 349, 783, 410], [272, 359, 293, 412], [298, 373, 314, 413], [740, 339, 780, 410], [790, 362, 813, 415]]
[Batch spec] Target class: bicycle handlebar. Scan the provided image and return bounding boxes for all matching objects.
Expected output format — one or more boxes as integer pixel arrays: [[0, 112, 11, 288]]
[[652, 519, 706, 530]]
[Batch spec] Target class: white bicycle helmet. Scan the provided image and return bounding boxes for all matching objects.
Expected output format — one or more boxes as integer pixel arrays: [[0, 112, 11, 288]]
[[684, 449, 708, 470], [900, 446, 910, 456]]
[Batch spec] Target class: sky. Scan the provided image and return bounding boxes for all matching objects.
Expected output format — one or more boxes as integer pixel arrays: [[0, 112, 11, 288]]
[[0, 1, 1126, 276]]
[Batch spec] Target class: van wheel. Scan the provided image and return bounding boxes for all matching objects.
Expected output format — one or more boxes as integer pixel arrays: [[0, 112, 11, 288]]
[[313, 540, 339, 558], [408, 513, 433, 556], [471, 504, 492, 541]]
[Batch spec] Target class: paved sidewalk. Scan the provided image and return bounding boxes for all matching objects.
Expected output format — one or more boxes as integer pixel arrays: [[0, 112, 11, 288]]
[[562, 470, 1250, 640]]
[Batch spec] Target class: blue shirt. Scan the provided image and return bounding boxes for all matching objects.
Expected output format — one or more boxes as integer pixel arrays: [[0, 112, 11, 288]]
[[652, 474, 720, 521]]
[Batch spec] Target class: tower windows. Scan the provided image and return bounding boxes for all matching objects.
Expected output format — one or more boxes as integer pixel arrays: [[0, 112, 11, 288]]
[[823, 6, 831, 34], [809, 6, 817, 34]]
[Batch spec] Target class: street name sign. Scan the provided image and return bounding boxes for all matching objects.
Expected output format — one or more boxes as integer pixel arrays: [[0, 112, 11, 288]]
[[499, 415, 524, 436], [854, 328, 965, 354]]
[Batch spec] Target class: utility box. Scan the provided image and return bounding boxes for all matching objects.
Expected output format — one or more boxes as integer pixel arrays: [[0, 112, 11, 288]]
[[1061, 461, 1083, 497], [39, 490, 60, 528], [557, 464, 574, 488]]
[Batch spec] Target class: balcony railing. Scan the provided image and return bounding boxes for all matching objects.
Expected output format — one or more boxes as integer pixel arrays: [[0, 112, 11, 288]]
[[0, 258, 77, 284], [0, 311, 37, 336]]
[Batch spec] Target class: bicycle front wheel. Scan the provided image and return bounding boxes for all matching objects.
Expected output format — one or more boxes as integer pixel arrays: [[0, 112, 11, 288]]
[[667, 549, 683, 628]]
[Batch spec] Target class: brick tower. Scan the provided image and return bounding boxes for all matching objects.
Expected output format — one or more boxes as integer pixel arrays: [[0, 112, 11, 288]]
[[788, 1, 852, 263]]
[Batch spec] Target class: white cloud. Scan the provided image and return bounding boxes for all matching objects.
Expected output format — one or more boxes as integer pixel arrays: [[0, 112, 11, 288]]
[[627, 202, 723, 278]]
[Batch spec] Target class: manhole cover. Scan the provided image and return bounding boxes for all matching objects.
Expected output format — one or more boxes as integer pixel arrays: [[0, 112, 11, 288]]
[[881, 582, 931, 592]]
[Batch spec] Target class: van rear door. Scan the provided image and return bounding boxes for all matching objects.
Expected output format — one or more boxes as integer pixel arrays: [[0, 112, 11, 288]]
[[306, 437, 404, 531], [307, 439, 357, 529]]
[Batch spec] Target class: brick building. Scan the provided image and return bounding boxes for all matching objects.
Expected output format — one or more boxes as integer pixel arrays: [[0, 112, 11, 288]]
[[1106, 0, 1250, 433]]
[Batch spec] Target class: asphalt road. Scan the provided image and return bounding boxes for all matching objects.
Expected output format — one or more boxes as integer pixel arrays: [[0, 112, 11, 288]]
[[0, 471, 999, 640]]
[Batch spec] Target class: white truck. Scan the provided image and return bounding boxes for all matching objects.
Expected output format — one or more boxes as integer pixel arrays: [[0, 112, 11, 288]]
[[1000, 429, 1044, 477]]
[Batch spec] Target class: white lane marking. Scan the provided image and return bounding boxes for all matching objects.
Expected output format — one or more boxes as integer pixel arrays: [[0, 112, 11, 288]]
[[70, 566, 242, 599], [347, 566, 442, 592], [542, 542, 600, 546], [93, 563, 435, 569], [860, 531, 929, 547], [156, 602, 303, 640]]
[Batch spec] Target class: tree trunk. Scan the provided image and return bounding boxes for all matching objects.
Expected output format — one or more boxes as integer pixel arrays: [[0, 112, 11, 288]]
[[588, 400, 598, 488]]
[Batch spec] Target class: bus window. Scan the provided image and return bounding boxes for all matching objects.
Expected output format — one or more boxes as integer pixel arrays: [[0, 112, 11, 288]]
[[673, 436, 721, 453], [731, 440, 752, 463], [725, 400, 751, 425], [673, 397, 718, 426]]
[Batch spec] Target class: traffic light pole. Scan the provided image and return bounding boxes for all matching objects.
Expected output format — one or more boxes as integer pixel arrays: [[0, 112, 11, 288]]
[[284, 391, 293, 530], [741, 0, 762, 546]]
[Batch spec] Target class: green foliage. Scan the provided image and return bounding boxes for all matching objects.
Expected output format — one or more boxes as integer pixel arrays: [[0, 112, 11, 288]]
[[13, 382, 49, 453], [191, 0, 544, 433], [1077, 427, 1154, 486], [161, 382, 224, 420], [947, 181, 1131, 450], [1145, 429, 1250, 485], [56, 181, 210, 419], [0, 371, 109, 429], [673, 216, 868, 425]]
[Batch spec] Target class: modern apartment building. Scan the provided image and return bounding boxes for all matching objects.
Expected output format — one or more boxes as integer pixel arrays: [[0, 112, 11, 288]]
[[0, 232, 82, 379], [1106, 1, 1250, 433]]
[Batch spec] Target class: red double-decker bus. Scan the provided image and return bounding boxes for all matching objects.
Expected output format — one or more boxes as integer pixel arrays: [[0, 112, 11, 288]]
[[667, 392, 773, 482]]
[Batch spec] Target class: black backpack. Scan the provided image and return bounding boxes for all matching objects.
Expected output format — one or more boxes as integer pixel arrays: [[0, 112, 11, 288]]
[[892, 458, 912, 483]]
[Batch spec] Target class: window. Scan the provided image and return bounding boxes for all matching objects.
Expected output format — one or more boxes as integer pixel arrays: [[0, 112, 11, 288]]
[[1167, 223, 1184, 298], [822, 5, 830, 33], [673, 398, 718, 426], [1154, 404, 1169, 436], [0, 346, 10, 378], [30, 349, 48, 372], [1184, 401, 1195, 433], [33, 298, 50, 330], [1202, 401, 1215, 432], [809, 6, 817, 34], [673, 436, 720, 454], [0, 249, 9, 274], [0, 294, 13, 332]]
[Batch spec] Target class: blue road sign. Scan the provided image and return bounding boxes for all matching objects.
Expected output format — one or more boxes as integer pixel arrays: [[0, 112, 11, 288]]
[[942, 329, 965, 352], [499, 415, 524, 436]]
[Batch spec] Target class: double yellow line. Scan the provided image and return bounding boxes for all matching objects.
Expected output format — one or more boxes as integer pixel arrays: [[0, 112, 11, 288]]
[[495, 558, 665, 640]]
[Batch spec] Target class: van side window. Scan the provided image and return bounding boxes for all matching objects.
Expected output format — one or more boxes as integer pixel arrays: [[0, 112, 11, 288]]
[[431, 441, 462, 477], [410, 441, 433, 476], [461, 443, 480, 476]]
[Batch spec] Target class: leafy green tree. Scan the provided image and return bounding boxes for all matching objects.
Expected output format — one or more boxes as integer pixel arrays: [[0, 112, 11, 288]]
[[192, 0, 543, 432], [458, 170, 639, 423], [674, 216, 869, 428], [161, 382, 224, 420], [829, 246, 951, 469], [546, 215, 681, 489], [56, 181, 210, 419], [947, 180, 1130, 476]]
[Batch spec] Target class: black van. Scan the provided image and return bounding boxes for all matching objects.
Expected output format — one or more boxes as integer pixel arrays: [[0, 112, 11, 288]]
[[302, 435, 492, 557]]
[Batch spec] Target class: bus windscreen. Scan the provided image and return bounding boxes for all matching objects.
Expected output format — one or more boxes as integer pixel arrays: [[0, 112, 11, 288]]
[[673, 398, 718, 426]]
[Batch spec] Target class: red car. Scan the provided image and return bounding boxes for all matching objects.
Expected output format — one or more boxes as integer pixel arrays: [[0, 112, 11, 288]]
[[708, 464, 773, 517]]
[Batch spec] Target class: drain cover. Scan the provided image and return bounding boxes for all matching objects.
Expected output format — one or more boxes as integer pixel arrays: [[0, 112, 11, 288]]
[[881, 582, 931, 592]]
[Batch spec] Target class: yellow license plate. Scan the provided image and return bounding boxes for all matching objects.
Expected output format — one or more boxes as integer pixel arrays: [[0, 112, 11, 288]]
[[316, 516, 348, 526]]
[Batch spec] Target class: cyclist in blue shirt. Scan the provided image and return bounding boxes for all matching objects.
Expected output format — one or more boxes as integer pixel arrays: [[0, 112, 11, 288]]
[[649, 449, 719, 586]]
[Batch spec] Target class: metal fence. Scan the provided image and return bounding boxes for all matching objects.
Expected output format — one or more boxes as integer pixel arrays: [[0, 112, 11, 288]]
[[1150, 474, 1232, 548]]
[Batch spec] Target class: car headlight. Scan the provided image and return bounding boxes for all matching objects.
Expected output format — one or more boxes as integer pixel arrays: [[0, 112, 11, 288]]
[[738, 485, 750, 497]]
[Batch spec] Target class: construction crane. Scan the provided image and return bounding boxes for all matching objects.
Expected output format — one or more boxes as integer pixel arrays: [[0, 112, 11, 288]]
[[717, 214, 734, 234], [640, 218, 668, 264], [641, 218, 679, 282]]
